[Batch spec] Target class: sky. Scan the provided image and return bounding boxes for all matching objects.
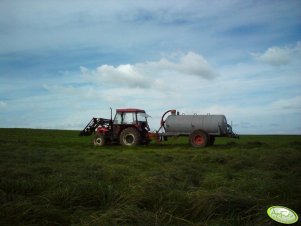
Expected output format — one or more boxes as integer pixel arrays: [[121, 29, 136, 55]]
[[0, 0, 301, 134]]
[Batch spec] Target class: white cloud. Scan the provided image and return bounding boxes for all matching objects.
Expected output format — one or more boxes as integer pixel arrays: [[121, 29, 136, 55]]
[[253, 47, 291, 66], [252, 42, 301, 66], [158, 52, 218, 78], [80, 52, 218, 89], [81, 64, 152, 89]]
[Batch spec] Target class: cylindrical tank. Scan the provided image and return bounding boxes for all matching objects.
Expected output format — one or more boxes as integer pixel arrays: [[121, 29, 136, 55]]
[[165, 114, 228, 135]]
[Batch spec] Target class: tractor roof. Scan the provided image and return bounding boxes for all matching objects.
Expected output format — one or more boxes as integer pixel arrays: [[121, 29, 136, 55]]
[[116, 108, 146, 113]]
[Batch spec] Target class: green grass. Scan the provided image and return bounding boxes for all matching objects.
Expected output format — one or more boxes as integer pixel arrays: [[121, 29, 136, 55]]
[[0, 128, 300, 226]]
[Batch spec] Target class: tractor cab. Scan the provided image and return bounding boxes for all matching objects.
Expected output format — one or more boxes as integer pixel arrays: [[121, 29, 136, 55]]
[[114, 109, 149, 125], [112, 109, 151, 146], [113, 109, 150, 136]]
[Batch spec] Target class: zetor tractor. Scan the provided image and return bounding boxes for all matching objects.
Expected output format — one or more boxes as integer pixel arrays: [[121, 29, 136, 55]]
[[79, 108, 151, 146]]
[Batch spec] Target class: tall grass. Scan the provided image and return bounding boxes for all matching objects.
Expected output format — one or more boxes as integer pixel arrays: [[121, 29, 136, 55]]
[[0, 129, 300, 225]]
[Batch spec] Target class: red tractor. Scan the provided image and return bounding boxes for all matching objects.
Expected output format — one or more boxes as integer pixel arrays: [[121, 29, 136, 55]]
[[80, 108, 151, 146]]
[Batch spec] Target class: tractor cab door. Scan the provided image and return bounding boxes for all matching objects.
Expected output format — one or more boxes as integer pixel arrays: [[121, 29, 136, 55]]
[[122, 112, 136, 124], [113, 112, 136, 136]]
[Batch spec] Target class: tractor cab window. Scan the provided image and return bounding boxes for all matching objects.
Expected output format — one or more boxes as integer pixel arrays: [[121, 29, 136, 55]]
[[137, 112, 148, 122], [123, 112, 135, 124], [113, 112, 122, 124]]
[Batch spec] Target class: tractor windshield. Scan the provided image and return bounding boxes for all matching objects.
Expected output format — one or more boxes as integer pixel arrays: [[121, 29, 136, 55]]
[[113, 112, 122, 124]]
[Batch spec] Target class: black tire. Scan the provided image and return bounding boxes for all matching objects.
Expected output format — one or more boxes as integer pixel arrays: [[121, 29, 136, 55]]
[[93, 133, 106, 146], [119, 127, 141, 146], [209, 135, 215, 146], [189, 130, 208, 148]]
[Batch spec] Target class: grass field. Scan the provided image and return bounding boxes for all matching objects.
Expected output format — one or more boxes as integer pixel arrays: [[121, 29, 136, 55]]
[[0, 128, 300, 226]]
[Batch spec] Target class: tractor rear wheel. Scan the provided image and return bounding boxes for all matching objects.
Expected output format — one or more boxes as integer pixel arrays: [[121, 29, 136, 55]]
[[120, 128, 141, 146], [189, 130, 208, 148], [93, 133, 106, 146]]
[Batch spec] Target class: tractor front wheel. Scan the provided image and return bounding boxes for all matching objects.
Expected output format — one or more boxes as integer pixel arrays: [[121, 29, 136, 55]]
[[120, 128, 141, 146], [93, 133, 106, 147]]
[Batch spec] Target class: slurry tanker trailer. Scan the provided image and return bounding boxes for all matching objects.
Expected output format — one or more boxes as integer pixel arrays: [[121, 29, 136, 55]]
[[80, 108, 239, 148]]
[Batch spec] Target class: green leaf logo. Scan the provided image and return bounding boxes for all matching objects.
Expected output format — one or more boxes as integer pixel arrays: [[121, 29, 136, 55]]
[[267, 206, 298, 224]]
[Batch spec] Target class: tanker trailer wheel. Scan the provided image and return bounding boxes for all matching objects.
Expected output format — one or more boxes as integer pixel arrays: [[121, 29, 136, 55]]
[[93, 133, 106, 146], [119, 128, 141, 146], [189, 130, 209, 148]]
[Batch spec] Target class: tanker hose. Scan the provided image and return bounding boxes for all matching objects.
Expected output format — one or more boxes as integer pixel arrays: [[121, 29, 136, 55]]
[[159, 109, 176, 132]]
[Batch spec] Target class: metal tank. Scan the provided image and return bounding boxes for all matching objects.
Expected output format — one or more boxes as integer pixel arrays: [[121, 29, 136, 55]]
[[165, 114, 228, 136], [157, 109, 238, 147]]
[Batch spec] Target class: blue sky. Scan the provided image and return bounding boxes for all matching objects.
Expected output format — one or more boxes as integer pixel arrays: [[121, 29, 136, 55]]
[[0, 0, 301, 134]]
